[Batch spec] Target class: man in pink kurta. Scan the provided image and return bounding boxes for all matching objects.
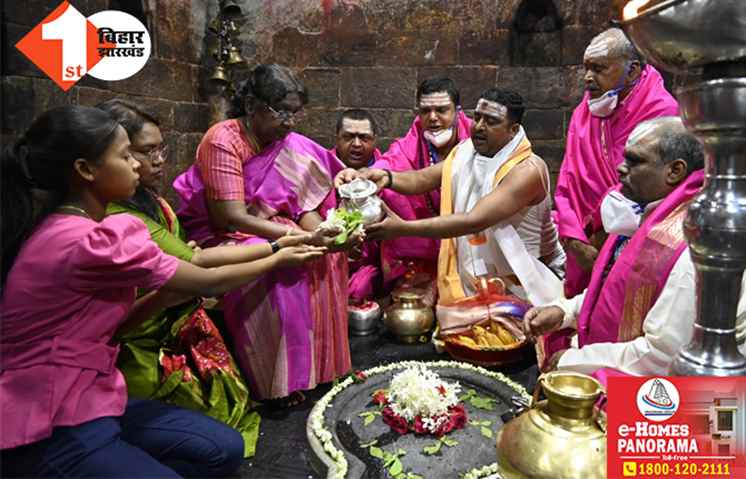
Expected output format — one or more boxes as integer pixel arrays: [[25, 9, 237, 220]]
[[372, 77, 473, 300], [555, 28, 679, 297], [528, 117, 708, 383], [330, 109, 383, 303]]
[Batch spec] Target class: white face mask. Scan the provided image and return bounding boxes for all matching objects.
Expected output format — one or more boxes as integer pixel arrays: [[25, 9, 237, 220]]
[[601, 190, 643, 236], [424, 127, 454, 148], [587, 61, 637, 118], [588, 89, 620, 118]]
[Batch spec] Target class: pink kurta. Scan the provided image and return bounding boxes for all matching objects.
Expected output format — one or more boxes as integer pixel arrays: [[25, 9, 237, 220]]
[[0, 214, 179, 449], [373, 111, 473, 290], [555, 65, 679, 296]]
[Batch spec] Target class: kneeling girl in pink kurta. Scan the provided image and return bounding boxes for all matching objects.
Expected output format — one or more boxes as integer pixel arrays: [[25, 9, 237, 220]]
[[0, 106, 324, 477]]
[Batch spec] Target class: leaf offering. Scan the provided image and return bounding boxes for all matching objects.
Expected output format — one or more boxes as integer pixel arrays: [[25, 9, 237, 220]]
[[319, 208, 365, 245]]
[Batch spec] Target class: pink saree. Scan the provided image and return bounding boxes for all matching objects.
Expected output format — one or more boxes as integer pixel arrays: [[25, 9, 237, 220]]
[[542, 170, 704, 383], [173, 132, 351, 400], [372, 111, 473, 291], [555, 65, 679, 297]]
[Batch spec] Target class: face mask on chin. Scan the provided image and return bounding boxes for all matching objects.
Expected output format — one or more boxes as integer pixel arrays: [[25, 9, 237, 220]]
[[587, 63, 637, 118], [424, 127, 454, 148], [601, 190, 644, 237], [588, 88, 621, 118]]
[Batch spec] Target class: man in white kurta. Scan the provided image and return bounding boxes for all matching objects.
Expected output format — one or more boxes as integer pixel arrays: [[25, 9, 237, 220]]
[[526, 117, 746, 375], [337, 88, 565, 308]]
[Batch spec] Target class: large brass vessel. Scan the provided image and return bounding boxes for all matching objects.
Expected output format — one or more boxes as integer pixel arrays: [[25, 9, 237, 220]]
[[383, 289, 434, 344], [495, 371, 607, 478]]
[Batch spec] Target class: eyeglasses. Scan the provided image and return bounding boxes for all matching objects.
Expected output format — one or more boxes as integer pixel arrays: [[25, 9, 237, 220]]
[[132, 144, 169, 162], [265, 104, 306, 123]]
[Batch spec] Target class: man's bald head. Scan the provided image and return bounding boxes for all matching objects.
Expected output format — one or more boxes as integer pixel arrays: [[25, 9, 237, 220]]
[[619, 116, 703, 203], [583, 28, 643, 100], [584, 28, 640, 63]]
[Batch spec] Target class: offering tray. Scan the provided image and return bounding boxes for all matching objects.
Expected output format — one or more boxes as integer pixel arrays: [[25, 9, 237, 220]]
[[307, 360, 529, 479]]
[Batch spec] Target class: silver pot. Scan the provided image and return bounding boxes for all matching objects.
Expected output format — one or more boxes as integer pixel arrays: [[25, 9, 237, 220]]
[[348, 302, 381, 336], [338, 179, 384, 225]]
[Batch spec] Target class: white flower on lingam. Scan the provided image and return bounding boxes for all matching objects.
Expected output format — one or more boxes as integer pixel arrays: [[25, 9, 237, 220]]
[[387, 365, 461, 432]]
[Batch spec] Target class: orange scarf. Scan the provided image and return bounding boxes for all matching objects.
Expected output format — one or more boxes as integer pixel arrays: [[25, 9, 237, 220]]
[[436, 138, 533, 304]]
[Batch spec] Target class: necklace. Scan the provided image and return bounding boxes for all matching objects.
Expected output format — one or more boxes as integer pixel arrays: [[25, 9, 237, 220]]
[[58, 204, 92, 218]]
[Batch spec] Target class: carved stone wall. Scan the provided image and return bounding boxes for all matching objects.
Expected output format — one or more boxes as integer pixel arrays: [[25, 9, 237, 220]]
[[2, 0, 614, 200]]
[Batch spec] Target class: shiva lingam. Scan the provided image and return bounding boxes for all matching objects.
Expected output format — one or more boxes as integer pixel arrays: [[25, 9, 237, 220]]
[[495, 371, 607, 479], [617, 0, 746, 376]]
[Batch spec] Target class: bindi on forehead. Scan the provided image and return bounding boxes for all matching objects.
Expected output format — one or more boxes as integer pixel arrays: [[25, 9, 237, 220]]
[[475, 99, 507, 120], [419, 92, 453, 108]]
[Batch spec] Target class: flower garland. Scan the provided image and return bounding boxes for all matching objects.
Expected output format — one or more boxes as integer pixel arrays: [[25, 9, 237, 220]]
[[373, 365, 467, 436], [460, 462, 501, 479], [308, 360, 529, 479]]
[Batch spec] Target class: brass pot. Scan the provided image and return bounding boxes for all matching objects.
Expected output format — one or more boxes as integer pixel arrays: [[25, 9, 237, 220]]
[[383, 289, 434, 344], [495, 371, 607, 479]]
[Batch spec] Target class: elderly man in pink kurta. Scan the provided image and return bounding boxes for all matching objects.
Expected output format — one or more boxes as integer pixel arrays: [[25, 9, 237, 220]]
[[555, 28, 679, 298]]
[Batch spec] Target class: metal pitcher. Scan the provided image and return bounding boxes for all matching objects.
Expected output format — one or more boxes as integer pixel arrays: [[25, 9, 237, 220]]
[[383, 289, 435, 344], [495, 371, 607, 479]]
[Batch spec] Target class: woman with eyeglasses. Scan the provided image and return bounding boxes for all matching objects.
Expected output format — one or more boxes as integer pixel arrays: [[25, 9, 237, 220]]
[[173, 64, 356, 409], [97, 99, 309, 457], [0, 105, 326, 477]]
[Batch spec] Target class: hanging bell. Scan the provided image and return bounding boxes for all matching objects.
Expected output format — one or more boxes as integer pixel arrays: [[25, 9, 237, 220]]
[[209, 64, 230, 85], [226, 45, 245, 65], [220, 0, 242, 19]]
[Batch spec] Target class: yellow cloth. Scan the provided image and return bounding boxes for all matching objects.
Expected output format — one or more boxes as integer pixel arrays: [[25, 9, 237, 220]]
[[436, 138, 533, 304]]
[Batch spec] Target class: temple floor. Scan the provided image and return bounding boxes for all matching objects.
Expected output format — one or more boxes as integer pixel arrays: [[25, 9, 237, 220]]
[[238, 323, 539, 479]]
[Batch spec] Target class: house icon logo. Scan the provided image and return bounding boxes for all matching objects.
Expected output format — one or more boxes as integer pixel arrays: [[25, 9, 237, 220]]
[[636, 378, 680, 422]]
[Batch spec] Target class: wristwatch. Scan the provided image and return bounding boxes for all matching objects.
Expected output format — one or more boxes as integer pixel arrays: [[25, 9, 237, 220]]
[[269, 239, 280, 253]]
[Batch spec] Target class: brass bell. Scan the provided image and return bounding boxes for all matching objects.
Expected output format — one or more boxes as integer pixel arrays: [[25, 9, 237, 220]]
[[226, 45, 244, 65], [226, 20, 240, 33], [220, 0, 242, 19], [209, 64, 230, 85]]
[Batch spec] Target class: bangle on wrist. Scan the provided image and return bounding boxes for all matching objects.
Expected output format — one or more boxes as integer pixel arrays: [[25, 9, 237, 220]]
[[269, 239, 280, 254]]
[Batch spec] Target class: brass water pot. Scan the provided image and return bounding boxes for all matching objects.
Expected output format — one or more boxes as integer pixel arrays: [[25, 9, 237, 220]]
[[383, 289, 434, 344], [495, 371, 607, 478]]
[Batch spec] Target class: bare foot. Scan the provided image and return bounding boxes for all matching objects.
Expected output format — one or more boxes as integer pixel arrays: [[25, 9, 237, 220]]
[[265, 391, 306, 410]]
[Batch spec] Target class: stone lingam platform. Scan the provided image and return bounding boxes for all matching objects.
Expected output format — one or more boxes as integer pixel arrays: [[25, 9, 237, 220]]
[[307, 360, 530, 479]]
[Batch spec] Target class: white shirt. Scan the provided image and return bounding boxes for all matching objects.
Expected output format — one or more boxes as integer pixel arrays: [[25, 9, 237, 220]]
[[553, 249, 746, 376]]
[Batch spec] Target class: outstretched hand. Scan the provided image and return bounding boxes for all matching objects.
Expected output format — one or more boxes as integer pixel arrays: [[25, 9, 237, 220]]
[[274, 245, 327, 267], [278, 230, 315, 248], [365, 202, 407, 241], [522, 305, 565, 339], [334, 167, 390, 192], [334, 168, 362, 188]]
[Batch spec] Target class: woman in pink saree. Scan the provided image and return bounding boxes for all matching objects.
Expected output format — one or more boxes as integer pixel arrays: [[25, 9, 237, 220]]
[[173, 65, 351, 406]]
